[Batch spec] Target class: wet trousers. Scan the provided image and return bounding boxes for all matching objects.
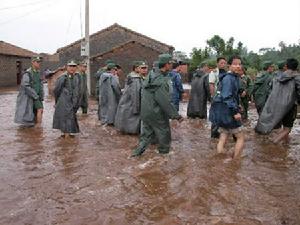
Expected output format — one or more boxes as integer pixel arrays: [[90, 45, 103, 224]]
[[241, 97, 249, 120], [134, 120, 171, 155]]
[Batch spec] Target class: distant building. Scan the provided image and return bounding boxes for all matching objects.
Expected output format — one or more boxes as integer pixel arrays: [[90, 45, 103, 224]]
[[56, 23, 174, 94], [0, 41, 36, 87], [90, 40, 163, 88]]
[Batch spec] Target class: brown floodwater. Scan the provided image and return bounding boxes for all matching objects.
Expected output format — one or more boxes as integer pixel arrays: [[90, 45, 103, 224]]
[[0, 86, 300, 225]]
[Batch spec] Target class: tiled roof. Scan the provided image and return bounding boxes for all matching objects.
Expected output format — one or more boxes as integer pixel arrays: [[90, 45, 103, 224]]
[[90, 40, 161, 60], [57, 23, 174, 53]]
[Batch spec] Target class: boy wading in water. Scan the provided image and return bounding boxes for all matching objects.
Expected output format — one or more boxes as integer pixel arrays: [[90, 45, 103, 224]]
[[210, 56, 245, 159]]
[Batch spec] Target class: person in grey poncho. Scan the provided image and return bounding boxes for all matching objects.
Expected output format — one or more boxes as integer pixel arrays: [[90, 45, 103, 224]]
[[78, 61, 88, 114], [256, 58, 300, 143], [98, 63, 121, 125], [115, 61, 147, 134], [187, 60, 213, 119], [15, 56, 44, 127], [53, 60, 81, 138]]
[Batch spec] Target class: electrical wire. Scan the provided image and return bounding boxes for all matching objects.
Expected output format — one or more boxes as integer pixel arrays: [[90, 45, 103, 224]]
[[79, 0, 83, 38], [0, 0, 54, 11], [0, 0, 60, 26]]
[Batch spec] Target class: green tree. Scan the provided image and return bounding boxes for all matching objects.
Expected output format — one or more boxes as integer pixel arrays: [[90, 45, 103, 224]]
[[206, 35, 226, 55]]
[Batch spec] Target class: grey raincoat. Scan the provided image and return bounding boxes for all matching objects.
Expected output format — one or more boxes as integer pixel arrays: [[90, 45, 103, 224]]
[[98, 72, 121, 124], [14, 71, 39, 126], [78, 72, 88, 112], [255, 70, 300, 134], [53, 73, 81, 133], [187, 71, 211, 118], [115, 73, 143, 134]]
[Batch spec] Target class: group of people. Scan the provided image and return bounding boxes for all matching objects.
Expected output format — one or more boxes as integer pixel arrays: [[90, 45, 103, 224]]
[[188, 56, 300, 158], [15, 58, 89, 138], [14, 53, 300, 160], [95, 55, 184, 156]]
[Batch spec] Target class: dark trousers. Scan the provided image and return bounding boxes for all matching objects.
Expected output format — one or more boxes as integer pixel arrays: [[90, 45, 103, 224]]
[[211, 123, 220, 138], [133, 120, 171, 155]]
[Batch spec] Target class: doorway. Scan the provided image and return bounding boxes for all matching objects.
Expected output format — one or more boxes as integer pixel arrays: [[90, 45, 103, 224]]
[[16, 60, 22, 85]]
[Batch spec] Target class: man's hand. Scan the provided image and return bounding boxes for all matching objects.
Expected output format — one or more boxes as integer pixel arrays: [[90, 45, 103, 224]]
[[234, 113, 242, 121]]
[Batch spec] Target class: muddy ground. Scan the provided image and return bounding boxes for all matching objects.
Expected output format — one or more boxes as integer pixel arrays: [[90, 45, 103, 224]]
[[0, 87, 300, 225]]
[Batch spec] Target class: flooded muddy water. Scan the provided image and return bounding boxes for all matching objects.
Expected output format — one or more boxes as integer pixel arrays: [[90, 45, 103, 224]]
[[0, 87, 300, 225]]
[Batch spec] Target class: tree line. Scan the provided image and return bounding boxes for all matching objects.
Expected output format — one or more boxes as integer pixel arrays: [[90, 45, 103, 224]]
[[174, 35, 300, 79]]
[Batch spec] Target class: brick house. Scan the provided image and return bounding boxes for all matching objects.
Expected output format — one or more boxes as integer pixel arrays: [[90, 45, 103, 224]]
[[56, 23, 174, 94], [0, 41, 36, 87], [90, 40, 163, 88]]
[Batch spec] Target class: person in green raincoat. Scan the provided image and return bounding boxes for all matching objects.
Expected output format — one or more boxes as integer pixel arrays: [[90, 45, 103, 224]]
[[252, 61, 275, 115], [78, 61, 88, 114], [131, 54, 183, 157]]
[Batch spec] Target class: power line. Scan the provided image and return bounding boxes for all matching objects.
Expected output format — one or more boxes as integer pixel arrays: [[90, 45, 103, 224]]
[[0, 0, 60, 26], [65, 5, 76, 43], [79, 0, 83, 38], [0, 0, 53, 11]]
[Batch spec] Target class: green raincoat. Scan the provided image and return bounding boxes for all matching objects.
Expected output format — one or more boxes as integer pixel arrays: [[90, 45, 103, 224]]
[[132, 70, 181, 156], [253, 72, 273, 114]]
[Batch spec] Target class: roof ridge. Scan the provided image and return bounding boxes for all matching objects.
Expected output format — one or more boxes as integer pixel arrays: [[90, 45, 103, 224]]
[[0, 40, 37, 57], [57, 23, 173, 52], [0, 40, 36, 54], [90, 40, 161, 60]]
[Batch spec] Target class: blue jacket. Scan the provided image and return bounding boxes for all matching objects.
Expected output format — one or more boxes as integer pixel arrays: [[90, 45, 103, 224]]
[[219, 72, 240, 116], [168, 70, 184, 106], [211, 72, 241, 128]]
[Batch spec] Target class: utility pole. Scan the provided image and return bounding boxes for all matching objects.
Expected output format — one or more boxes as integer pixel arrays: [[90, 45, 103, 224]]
[[85, 0, 91, 95]]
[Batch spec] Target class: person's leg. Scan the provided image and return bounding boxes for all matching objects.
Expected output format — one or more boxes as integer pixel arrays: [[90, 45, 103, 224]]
[[153, 121, 171, 154], [273, 105, 296, 143], [273, 127, 291, 144], [82, 106, 88, 114], [36, 108, 43, 124], [242, 98, 249, 120], [211, 123, 220, 138], [131, 122, 155, 157], [233, 131, 245, 159], [82, 95, 88, 114], [217, 132, 228, 154], [175, 103, 180, 112]]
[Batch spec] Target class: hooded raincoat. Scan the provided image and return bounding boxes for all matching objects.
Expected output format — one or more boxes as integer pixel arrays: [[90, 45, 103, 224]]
[[114, 73, 144, 134], [132, 70, 181, 155], [255, 70, 300, 134], [187, 70, 211, 118], [14, 69, 41, 126], [98, 72, 121, 124]]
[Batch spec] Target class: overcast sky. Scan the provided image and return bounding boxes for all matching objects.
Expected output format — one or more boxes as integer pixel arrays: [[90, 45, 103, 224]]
[[1, 0, 300, 56]]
